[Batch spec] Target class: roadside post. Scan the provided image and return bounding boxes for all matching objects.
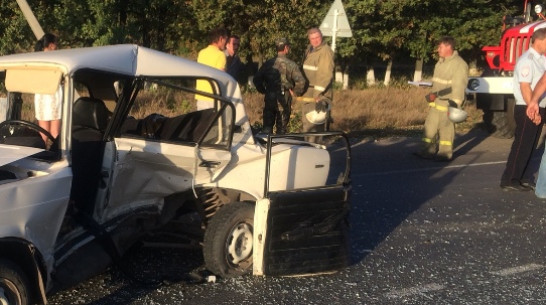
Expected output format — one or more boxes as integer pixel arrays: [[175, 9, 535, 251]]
[[16, 0, 45, 40], [319, 0, 352, 90], [319, 0, 352, 129]]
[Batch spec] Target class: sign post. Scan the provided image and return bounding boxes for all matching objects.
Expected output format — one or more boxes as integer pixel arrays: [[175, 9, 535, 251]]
[[319, 0, 352, 53], [319, 0, 352, 89]]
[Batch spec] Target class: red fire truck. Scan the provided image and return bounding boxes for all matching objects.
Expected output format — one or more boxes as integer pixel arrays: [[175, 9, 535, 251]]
[[467, 1, 546, 138]]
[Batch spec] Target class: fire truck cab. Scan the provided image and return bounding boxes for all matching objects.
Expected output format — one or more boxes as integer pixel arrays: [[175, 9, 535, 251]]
[[467, 1, 546, 138]]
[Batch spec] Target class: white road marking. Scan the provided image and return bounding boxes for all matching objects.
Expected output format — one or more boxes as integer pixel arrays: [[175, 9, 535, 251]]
[[385, 283, 445, 299], [490, 264, 545, 276], [353, 161, 507, 177]]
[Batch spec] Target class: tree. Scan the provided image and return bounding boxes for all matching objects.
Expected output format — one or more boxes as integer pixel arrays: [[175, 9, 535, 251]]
[[0, 1, 35, 55], [1, 0, 527, 86]]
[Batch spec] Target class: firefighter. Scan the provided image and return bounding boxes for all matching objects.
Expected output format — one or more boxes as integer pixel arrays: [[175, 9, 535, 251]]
[[416, 36, 469, 161], [300, 27, 335, 141], [253, 38, 307, 134]]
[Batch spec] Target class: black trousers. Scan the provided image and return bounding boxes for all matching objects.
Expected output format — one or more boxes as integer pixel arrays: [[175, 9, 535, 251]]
[[501, 105, 545, 185], [263, 92, 291, 134]]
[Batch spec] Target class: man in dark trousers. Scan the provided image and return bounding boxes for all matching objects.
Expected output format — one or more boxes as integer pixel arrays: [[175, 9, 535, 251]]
[[501, 28, 546, 191], [253, 38, 306, 134]]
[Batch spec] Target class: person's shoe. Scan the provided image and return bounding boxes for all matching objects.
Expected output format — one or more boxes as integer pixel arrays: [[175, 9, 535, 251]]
[[413, 151, 434, 160], [521, 181, 536, 191], [434, 154, 452, 162], [500, 183, 531, 192]]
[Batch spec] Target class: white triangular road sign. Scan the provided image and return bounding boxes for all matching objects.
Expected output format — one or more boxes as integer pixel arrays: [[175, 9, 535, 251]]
[[320, 0, 352, 38]]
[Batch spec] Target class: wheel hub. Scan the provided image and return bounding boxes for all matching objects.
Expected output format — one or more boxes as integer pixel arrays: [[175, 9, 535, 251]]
[[0, 287, 9, 305], [0, 279, 21, 305], [227, 223, 253, 264]]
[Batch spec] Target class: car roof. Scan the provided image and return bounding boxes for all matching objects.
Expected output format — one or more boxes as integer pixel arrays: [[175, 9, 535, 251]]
[[0, 44, 233, 80], [0, 44, 250, 134]]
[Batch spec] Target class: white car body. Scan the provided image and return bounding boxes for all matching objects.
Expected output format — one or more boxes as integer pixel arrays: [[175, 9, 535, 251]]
[[0, 45, 351, 304]]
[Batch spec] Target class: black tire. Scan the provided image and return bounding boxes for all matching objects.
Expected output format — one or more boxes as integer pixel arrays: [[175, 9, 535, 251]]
[[203, 202, 254, 278], [483, 98, 516, 139], [0, 259, 30, 305]]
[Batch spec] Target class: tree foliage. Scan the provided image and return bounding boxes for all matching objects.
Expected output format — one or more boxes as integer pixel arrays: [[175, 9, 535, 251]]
[[0, 0, 528, 72]]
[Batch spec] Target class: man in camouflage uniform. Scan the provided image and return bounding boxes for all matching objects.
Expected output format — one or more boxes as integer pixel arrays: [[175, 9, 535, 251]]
[[253, 38, 307, 134]]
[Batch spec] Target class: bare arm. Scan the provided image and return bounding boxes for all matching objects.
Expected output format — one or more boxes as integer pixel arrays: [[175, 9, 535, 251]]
[[525, 78, 542, 124]]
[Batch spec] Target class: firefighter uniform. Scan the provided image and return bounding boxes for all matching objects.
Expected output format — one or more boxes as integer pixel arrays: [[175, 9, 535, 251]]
[[253, 40, 306, 134], [421, 50, 468, 160], [301, 41, 335, 134]]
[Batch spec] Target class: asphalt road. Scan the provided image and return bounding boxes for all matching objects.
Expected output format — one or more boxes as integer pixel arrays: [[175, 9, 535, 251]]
[[49, 128, 546, 305]]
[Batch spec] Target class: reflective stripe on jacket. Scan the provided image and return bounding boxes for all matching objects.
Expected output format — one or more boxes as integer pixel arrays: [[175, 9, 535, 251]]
[[302, 42, 334, 99], [431, 50, 468, 107]]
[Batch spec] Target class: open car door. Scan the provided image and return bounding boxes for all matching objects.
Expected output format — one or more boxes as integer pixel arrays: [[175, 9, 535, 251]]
[[254, 132, 351, 276]]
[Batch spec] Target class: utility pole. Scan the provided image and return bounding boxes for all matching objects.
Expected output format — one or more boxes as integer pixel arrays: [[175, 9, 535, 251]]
[[16, 0, 45, 40]]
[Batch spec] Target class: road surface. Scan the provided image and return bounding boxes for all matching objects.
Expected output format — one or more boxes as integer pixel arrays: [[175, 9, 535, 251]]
[[49, 128, 546, 305]]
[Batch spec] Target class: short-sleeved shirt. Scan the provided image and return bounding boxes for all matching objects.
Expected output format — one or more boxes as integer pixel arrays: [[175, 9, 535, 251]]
[[195, 45, 226, 102], [513, 46, 546, 107]]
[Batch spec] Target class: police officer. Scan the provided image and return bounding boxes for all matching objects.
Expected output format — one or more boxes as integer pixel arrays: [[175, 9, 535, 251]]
[[301, 27, 335, 136], [502, 28, 546, 192], [416, 36, 468, 161], [253, 38, 307, 134]]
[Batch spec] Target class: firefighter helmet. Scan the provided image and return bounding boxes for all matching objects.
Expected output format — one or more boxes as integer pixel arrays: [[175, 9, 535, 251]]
[[448, 106, 468, 123], [305, 97, 331, 125]]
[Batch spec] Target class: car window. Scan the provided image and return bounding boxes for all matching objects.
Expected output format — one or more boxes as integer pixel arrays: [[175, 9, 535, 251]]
[[0, 71, 84, 155], [119, 77, 233, 149]]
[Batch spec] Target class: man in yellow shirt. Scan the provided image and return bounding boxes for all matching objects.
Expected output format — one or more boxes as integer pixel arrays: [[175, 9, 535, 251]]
[[195, 28, 228, 110]]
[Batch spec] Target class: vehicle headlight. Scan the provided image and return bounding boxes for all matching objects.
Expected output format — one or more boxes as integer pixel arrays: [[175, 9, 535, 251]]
[[467, 78, 480, 91], [535, 4, 544, 14]]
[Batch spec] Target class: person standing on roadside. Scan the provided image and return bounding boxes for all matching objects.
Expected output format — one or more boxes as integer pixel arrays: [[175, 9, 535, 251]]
[[500, 28, 546, 192], [415, 36, 468, 162], [195, 27, 228, 110], [34, 33, 62, 147], [253, 38, 307, 134], [300, 27, 334, 138], [225, 35, 244, 81]]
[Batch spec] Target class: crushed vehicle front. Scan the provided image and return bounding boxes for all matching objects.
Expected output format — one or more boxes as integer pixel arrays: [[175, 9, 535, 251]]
[[0, 44, 351, 304]]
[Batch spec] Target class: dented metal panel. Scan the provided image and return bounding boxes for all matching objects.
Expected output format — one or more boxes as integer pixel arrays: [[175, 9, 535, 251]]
[[0, 158, 72, 274]]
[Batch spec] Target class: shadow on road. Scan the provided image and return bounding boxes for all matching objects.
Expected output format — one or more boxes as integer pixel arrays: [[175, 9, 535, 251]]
[[348, 126, 495, 264], [81, 246, 206, 305]]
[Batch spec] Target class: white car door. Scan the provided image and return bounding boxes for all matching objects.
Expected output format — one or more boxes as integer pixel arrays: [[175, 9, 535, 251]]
[[253, 132, 352, 276]]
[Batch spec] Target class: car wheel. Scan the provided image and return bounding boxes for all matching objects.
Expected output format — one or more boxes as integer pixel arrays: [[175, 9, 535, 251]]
[[203, 202, 254, 278], [0, 259, 30, 305], [482, 98, 516, 139]]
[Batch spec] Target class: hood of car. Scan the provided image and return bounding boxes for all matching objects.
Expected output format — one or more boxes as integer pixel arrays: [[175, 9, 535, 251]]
[[0, 144, 43, 166]]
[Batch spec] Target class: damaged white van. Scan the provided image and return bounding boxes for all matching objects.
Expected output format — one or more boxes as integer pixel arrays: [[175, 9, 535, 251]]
[[0, 44, 351, 305]]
